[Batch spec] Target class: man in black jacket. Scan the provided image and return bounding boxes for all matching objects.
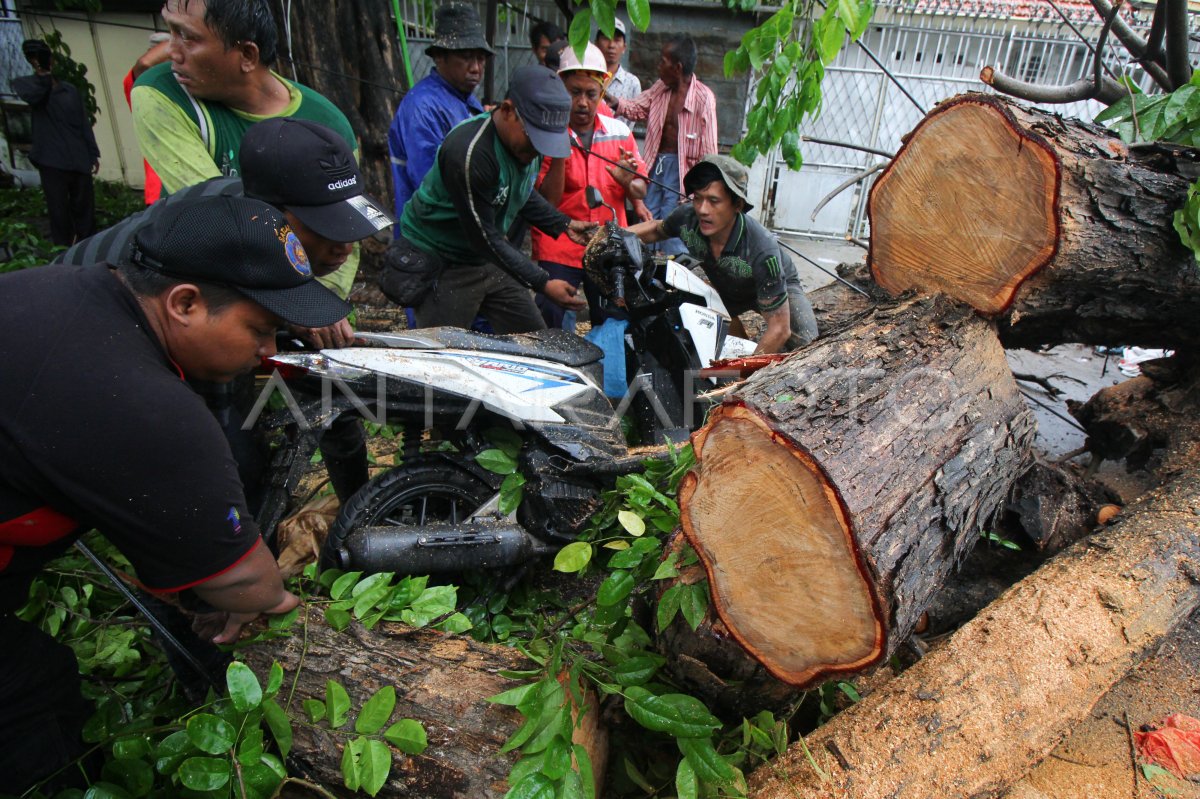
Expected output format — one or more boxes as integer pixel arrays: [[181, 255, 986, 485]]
[[12, 39, 100, 245]]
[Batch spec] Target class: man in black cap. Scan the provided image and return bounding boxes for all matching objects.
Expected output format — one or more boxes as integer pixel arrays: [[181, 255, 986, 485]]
[[57, 118, 393, 503], [388, 2, 494, 219], [628, 155, 819, 353], [0, 196, 347, 794], [380, 65, 595, 332], [12, 39, 101, 246], [60, 118, 393, 349]]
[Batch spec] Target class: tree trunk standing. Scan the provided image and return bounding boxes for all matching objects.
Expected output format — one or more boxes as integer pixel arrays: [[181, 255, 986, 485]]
[[746, 470, 1200, 799], [269, 0, 404, 217], [241, 607, 533, 798], [678, 296, 1036, 688], [868, 93, 1200, 351]]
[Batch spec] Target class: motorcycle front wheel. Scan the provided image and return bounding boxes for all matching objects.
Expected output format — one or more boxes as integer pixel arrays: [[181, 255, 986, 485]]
[[320, 456, 494, 571]]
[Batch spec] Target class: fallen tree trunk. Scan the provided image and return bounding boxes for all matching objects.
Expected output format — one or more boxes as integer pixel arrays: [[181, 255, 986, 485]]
[[241, 607, 606, 798], [868, 93, 1200, 350], [747, 470, 1200, 799], [677, 295, 1036, 688]]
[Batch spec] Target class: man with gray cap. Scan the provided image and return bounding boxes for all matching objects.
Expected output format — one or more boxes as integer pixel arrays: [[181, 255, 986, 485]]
[[381, 65, 596, 332], [388, 2, 493, 219], [0, 196, 345, 793], [628, 155, 818, 353]]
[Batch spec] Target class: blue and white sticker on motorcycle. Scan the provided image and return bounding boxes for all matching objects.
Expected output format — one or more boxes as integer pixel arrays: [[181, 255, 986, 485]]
[[439, 352, 583, 391]]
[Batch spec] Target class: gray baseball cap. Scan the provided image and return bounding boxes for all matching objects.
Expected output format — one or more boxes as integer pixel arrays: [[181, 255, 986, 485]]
[[506, 65, 571, 158], [684, 154, 755, 212]]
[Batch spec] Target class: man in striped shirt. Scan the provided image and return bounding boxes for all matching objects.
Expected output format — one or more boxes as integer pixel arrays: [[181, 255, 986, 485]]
[[607, 34, 717, 255]]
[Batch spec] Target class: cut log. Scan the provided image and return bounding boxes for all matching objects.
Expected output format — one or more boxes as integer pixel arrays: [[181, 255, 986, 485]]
[[678, 295, 1037, 688], [1005, 458, 1118, 553], [240, 607, 607, 798], [747, 470, 1200, 799], [868, 93, 1200, 350]]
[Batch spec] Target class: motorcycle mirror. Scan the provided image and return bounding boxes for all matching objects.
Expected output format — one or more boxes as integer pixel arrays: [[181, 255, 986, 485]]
[[585, 187, 604, 209]]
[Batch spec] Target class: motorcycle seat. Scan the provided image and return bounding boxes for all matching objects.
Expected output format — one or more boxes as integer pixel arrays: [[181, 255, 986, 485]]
[[361, 327, 604, 369]]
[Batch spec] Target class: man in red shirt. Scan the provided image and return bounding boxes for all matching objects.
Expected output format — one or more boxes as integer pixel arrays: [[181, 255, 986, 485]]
[[533, 42, 647, 330]]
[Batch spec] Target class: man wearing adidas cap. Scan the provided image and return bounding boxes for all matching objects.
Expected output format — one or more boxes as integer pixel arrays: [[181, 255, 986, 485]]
[[381, 65, 598, 332], [59, 117, 393, 349], [0, 196, 345, 793]]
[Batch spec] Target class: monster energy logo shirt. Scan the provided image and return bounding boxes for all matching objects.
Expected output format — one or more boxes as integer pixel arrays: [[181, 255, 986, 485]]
[[662, 206, 802, 314]]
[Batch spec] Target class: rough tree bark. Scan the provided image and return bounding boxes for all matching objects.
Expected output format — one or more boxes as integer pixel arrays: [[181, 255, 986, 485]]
[[868, 93, 1200, 350], [269, 0, 404, 257], [676, 295, 1036, 689], [746, 469, 1200, 799], [241, 607, 607, 798]]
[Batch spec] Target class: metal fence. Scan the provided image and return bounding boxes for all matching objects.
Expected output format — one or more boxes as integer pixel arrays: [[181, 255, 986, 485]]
[[754, 0, 1200, 240]]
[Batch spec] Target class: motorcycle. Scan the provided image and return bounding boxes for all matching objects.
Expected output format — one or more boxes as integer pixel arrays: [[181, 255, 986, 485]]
[[253, 200, 755, 576]]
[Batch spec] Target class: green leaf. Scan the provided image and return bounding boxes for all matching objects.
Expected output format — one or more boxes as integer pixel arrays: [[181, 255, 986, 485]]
[[540, 734, 572, 780], [384, 718, 429, 754], [186, 713, 236, 755], [613, 655, 663, 686], [476, 448, 518, 475], [657, 584, 682, 631], [225, 661, 263, 712], [356, 686, 397, 734], [675, 757, 698, 799], [523, 706, 571, 755], [507, 749, 547, 788], [680, 582, 709, 630], [327, 679, 352, 729], [485, 425, 524, 457], [623, 689, 722, 737], [111, 735, 150, 761], [330, 570, 363, 600], [837, 0, 861, 35], [351, 571, 395, 598], [553, 541, 593, 573], [677, 736, 738, 785], [265, 662, 284, 698], [597, 570, 635, 607], [651, 552, 679, 580], [505, 772, 556, 799], [627, 0, 650, 32], [262, 699, 293, 760], [568, 9, 593, 61], [303, 698, 327, 723], [359, 738, 393, 796], [238, 726, 265, 766], [101, 758, 153, 797], [153, 730, 193, 775], [489, 681, 539, 706], [591, 0, 615, 39], [80, 783, 132, 799], [342, 737, 364, 792], [616, 510, 645, 536], [572, 744, 596, 799], [607, 546, 644, 569], [177, 756, 231, 791], [500, 472, 526, 516]]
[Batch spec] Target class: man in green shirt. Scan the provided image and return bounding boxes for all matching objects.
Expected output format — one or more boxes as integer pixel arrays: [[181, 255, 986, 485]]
[[131, 0, 362, 301], [382, 65, 595, 332]]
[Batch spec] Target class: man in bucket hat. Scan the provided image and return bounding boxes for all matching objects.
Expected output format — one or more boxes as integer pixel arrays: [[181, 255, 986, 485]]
[[388, 2, 494, 218], [628, 154, 819, 353], [0, 196, 345, 794], [381, 65, 597, 332]]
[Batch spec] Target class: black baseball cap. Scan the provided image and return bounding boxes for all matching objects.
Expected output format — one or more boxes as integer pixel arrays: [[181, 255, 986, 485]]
[[130, 195, 352, 328], [240, 118, 394, 243], [506, 65, 571, 158]]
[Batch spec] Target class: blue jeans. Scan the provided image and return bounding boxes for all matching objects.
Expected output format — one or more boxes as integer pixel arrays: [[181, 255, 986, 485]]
[[644, 153, 687, 256]]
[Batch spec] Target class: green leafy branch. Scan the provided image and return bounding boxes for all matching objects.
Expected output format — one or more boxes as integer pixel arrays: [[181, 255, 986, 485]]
[[724, 0, 875, 168], [1095, 71, 1200, 264]]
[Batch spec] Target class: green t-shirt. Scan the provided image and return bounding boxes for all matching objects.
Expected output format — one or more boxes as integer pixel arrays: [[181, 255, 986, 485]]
[[130, 63, 361, 299]]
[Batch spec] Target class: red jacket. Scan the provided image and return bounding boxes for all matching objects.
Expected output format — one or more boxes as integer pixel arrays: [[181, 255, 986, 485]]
[[532, 116, 645, 269]]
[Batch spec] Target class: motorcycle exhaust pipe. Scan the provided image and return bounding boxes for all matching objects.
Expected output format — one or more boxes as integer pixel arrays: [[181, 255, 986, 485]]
[[329, 520, 557, 574]]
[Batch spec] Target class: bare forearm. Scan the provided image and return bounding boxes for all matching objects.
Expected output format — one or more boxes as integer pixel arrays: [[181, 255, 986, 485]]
[[627, 178, 648, 201], [754, 304, 792, 354], [539, 158, 567, 204]]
